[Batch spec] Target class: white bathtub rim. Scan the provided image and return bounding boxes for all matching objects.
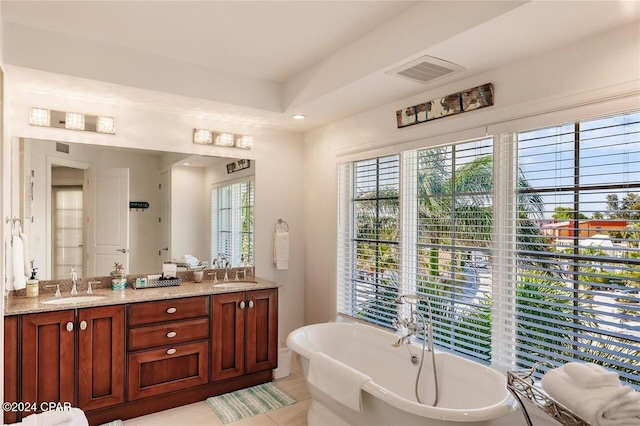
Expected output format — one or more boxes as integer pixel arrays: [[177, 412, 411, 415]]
[[287, 322, 517, 423]]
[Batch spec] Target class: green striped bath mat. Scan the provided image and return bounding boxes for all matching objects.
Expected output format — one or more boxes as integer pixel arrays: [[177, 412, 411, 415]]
[[206, 382, 297, 423]]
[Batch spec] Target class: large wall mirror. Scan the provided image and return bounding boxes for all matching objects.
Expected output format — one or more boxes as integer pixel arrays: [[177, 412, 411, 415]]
[[15, 137, 255, 280]]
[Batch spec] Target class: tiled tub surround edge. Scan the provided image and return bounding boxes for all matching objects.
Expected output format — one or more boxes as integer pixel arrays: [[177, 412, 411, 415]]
[[4, 268, 276, 316]]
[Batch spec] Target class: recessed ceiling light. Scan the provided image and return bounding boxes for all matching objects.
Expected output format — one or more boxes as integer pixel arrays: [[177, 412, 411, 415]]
[[183, 162, 191, 166], [292, 114, 306, 120]]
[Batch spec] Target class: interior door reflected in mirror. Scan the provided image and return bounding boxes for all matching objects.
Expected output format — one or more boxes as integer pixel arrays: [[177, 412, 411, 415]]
[[15, 137, 255, 279]]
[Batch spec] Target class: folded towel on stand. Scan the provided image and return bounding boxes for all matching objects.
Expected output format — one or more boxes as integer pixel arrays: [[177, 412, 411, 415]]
[[563, 362, 621, 388], [273, 230, 289, 270], [307, 351, 371, 412], [541, 363, 640, 426]]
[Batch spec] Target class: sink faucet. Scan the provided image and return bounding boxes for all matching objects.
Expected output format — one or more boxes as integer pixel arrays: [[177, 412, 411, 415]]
[[70, 267, 78, 296], [224, 261, 231, 282]]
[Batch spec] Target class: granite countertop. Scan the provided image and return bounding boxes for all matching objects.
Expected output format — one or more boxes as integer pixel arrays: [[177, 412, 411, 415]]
[[4, 277, 279, 316]]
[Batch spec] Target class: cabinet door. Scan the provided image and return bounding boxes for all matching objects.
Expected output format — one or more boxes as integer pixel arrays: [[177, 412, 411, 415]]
[[78, 305, 125, 411], [246, 289, 278, 374], [4, 316, 19, 424], [21, 310, 75, 410], [211, 292, 245, 381]]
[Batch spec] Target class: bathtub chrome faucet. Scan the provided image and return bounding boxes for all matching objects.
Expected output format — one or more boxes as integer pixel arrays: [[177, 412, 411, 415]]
[[393, 293, 439, 407], [392, 294, 434, 352]]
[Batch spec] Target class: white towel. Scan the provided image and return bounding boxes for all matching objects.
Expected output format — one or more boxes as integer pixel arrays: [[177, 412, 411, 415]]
[[20, 230, 30, 277], [5, 235, 14, 291], [563, 362, 621, 388], [541, 365, 640, 426], [19, 407, 88, 426], [12, 234, 27, 290], [307, 351, 371, 412], [273, 230, 289, 270]]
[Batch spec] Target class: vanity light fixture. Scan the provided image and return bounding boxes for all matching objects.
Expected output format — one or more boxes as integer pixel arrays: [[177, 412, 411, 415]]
[[215, 133, 235, 147], [97, 116, 116, 134], [29, 107, 116, 134], [193, 129, 213, 144], [192, 128, 253, 150], [30, 108, 51, 127], [65, 112, 85, 131], [235, 135, 253, 150]]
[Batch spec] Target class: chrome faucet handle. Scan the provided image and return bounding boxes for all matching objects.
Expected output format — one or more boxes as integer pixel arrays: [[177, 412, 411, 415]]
[[87, 281, 100, 295], [46, 284, 61, 297], [207, 271, 218, 284]]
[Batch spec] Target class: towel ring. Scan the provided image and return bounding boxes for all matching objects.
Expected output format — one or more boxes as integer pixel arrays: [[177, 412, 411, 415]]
[[274, 219, 289, 233]]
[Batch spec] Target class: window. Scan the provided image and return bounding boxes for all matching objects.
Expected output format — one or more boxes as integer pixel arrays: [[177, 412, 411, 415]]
[[52, 186, 83, 279], [337, 111, 640, 387], [513, 112, 640, 386], [211, 179, 254, 266], [337, 156, 399, 328]]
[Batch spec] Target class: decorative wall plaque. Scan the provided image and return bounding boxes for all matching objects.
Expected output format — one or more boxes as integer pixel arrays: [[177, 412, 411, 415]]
[[396, 83, 494, 128]]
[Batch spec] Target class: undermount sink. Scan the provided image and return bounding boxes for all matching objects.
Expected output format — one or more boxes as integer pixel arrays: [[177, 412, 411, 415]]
[[213, 282, 259, 289], [41, 296, 106, 305]]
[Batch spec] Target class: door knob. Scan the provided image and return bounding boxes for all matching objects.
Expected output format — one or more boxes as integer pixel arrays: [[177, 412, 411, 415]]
[[80, 320, 87, 331], [116, 248, 129, 253], [239, 301, 246, 310], [66, 322, 74, 332], [248, 300, 254, 309], [161, 247, 169, 251]]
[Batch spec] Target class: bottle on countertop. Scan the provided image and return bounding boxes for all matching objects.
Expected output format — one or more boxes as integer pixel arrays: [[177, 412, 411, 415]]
[[110, 262, 127, 290], [26, 262, 39, 298]]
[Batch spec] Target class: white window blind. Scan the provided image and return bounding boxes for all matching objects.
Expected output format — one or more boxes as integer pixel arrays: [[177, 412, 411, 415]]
[[211, 179, 254, 266], [337, 155, 400, 328], [413, 139, 494, 362], [337, 110, 640, 388], [52, 186, 83, 280], [507, 112, 640, 386]]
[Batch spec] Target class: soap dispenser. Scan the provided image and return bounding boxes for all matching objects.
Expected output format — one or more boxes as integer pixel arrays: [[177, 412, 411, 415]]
[[26, 262, 39, 298]]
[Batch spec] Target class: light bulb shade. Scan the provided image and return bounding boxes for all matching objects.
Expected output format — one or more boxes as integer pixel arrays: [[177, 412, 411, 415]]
[[235, 135, 253, 150], [193, 128, 212, 144], [215, 133, 235, 147], [97, 116, 116, 134], [65, 112, 85, 131], [30, 108, 50, 127]]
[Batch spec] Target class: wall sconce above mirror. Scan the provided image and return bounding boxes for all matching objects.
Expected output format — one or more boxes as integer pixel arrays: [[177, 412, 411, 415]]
[[193, 128, 253, 150], [29, 107, 116, 134]]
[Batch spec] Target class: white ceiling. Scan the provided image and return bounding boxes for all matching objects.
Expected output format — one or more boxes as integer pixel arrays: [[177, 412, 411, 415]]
[[2, 1, 639, 132]]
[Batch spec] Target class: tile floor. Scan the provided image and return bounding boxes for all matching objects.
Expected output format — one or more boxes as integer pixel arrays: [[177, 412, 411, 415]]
[[123, 355, 310, 426]]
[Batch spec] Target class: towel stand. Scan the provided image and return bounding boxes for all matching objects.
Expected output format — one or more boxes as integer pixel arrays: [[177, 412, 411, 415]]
[[274, 218, 289, 233], [507, 364, 590, 426]]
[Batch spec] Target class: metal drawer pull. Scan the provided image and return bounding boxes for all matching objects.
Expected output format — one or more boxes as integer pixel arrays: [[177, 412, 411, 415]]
[[166, 348, 177, 355], [239, 301, 246, 309], [66, 322, 74, 332], [166, 331, 177, 338], [248, 300, 254, 308], [80, 320, 87, 331], [166, 307, 177, 314]]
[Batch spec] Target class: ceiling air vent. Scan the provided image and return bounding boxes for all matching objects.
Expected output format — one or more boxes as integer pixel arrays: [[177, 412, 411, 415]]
[[56, 142, 70, 154], [387, 56, 465, 84]]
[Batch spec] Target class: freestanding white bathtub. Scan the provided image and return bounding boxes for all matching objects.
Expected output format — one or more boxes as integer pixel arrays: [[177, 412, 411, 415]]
[[286, 322, 519, 426]]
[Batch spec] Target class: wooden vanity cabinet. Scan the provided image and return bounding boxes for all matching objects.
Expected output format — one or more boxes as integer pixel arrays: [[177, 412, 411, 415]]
[[212, 288, 278, 382], [4, 315, 19, 425], [20, 305, 125, 414], [127, 296, 210, 400]]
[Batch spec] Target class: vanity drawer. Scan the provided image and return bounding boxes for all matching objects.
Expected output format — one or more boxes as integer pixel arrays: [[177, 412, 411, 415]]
[[128, 317, 210, 351], [127, 341, 209, 401], [128, 296, 209, 326]]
